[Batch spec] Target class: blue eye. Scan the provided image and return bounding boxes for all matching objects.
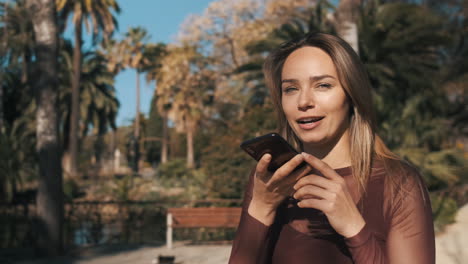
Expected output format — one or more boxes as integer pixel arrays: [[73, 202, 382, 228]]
[[282, 86, 298, 93], [317, 83, 332, 89]]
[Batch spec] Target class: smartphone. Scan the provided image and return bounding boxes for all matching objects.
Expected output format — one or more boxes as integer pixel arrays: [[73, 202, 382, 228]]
[[240, 133, 300, 172]]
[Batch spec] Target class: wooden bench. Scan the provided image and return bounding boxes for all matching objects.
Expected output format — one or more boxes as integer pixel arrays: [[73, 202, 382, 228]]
[[166, 207, 242, 249]]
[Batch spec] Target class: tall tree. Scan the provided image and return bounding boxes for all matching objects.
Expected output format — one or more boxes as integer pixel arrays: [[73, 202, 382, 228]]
[[26, 0, 63, 255], [357, 1, 466, 191], [1, 0, 35, 134], [57, 43, 119, 168], [56, 0, 120, 177], [0, 0, 37, 203], [119, 26, 150, 172], [335, 0, 361, 53], [0, 2, 6, 134], [143, 43, 168, 163], [157, 44, 215, 168]]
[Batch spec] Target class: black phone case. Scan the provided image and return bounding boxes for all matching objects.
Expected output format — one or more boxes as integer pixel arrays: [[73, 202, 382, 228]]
[[240, 133, 299, 171]]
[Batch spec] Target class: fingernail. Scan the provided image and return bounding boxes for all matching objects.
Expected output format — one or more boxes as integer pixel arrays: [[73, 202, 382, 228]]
[[265, 154, 271, 161], [301, 152, 310, 158]]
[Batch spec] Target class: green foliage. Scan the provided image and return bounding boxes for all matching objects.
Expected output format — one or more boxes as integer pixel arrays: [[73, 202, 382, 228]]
[[112, 175, 134, 202], [157, 158, 191, 184], [358, 1, 467, 199], [144, 96, 164, 164], [397, 148, 467, 191], [0, 116, 37, 201], [199, 104, 277, 199], [431, 193, 458, 233], [63, 178, 82, 202], [57, 42, 119, 151], [156, 158, 208, 200]]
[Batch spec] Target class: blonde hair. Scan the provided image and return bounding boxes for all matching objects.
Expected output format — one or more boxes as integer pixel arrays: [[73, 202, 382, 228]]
[[263, 32, 402, 195]]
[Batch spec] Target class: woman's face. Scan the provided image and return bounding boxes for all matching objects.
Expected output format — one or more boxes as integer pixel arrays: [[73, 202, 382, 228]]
[[281, 46, 350, 149]]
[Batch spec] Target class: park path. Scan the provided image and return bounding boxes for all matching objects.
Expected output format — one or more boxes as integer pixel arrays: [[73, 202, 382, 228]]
[[14, 204, 468, 264], [436, 203, 468, 264]]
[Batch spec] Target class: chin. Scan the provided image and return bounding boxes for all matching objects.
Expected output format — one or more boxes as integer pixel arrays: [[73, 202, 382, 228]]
[[295, 133, 325, 146]]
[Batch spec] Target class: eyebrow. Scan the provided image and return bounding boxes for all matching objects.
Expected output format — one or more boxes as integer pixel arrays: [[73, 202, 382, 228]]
[[281, 74, 336, 84]]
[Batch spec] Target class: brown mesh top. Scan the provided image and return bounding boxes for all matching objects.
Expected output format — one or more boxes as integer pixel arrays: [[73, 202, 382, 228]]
[[228, 160, 435, 264]]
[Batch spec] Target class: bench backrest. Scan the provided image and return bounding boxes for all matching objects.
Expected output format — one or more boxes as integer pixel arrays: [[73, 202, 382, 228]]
[[167, 207, 242, 228]]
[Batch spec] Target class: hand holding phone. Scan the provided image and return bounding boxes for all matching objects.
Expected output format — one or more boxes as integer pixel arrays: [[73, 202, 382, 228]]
[[240, 133, 301, 172], [241, 133, 309, 225]]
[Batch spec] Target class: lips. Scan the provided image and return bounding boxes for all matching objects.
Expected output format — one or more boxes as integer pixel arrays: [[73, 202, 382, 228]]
[[296, 116, 324, 130], [297, 116, 324, 124]]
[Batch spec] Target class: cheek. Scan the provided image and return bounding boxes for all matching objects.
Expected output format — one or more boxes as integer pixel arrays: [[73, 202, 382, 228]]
[[320, 93, 350, 118], [281, 98, 294, 119], [333, 98, 351, 122]]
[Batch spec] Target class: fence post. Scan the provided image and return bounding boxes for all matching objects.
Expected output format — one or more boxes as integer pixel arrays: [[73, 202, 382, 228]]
[[166, 212, 173, 249]]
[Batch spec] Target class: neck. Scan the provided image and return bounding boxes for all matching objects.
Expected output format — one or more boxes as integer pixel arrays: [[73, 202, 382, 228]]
[[303, 129, 352, 169]]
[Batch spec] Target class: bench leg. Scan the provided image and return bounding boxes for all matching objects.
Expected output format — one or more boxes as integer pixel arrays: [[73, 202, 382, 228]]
[[167, 213, 173, 249]]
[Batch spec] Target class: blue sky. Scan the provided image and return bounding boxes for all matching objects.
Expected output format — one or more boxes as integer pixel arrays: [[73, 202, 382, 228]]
[[111, 0, 215, 126]]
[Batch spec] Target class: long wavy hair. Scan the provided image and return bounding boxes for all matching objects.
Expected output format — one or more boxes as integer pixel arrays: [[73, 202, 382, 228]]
[[263, 32, 402, 195]]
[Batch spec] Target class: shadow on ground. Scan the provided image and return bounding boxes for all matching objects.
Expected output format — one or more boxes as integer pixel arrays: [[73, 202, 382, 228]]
[[1, 243, 164, 264]]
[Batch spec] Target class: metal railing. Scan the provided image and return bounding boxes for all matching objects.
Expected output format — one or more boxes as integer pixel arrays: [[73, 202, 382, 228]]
[[0, 199, 242, 249]]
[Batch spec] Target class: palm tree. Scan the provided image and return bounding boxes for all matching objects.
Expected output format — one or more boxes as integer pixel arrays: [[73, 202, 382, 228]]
[[0, 0, 38, 203], [0, 70, 37, 204], [157, 44, 215, 168], [0, 0, 36, 133], [143, 43, 168, 163], [26, 0, 63, 255], [57, 41, 119, 172], [357, 1, 466, 192], [79, 51, 119, 163], [119, 26, 150, 172], [0, 2, 7, 133], [56, 0, 120, 177]]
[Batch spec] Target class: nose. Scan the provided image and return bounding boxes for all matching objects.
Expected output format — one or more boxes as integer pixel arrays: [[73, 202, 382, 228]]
[[297, 89, 315, 111]]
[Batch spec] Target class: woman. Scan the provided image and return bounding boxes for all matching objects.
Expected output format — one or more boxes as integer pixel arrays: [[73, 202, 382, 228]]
[[228, 33, 435, 264]]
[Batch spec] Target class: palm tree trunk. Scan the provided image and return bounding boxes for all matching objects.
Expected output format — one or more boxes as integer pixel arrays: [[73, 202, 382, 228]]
[[336, 0, 361, 54], [27, 0, 63, 256], [0, 79, 3, 133], [186, 121, 195, 168], [133, 71, 140, 172], [135, 71, 140, 139], [0, 2, 6, 134], [161, 113, 168, 164], [69, 14, 83, 177]]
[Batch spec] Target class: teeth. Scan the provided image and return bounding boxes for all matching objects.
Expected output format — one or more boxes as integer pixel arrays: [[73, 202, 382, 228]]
[[298, 117, 322, 124]]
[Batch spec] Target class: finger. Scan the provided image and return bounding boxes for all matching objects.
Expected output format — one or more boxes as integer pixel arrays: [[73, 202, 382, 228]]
[[293, 174, 335, 191], [255, 154, 271, 180], [301, 152, 341, 181], [293, 185, 332, 201], [291, 163, 313, 182], [269, 154, 304, 185], [297, 198, 332, 212]]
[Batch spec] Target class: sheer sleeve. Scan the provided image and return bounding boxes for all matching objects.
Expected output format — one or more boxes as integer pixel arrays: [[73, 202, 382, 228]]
[[345, 167, 435, 264], [228, 169, 281, 264]]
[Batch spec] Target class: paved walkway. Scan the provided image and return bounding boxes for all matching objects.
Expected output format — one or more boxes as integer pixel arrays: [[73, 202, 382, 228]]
[[11, 204, 468, 264], [14, 242, 232, 264], [436, 204, 468, 264]]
